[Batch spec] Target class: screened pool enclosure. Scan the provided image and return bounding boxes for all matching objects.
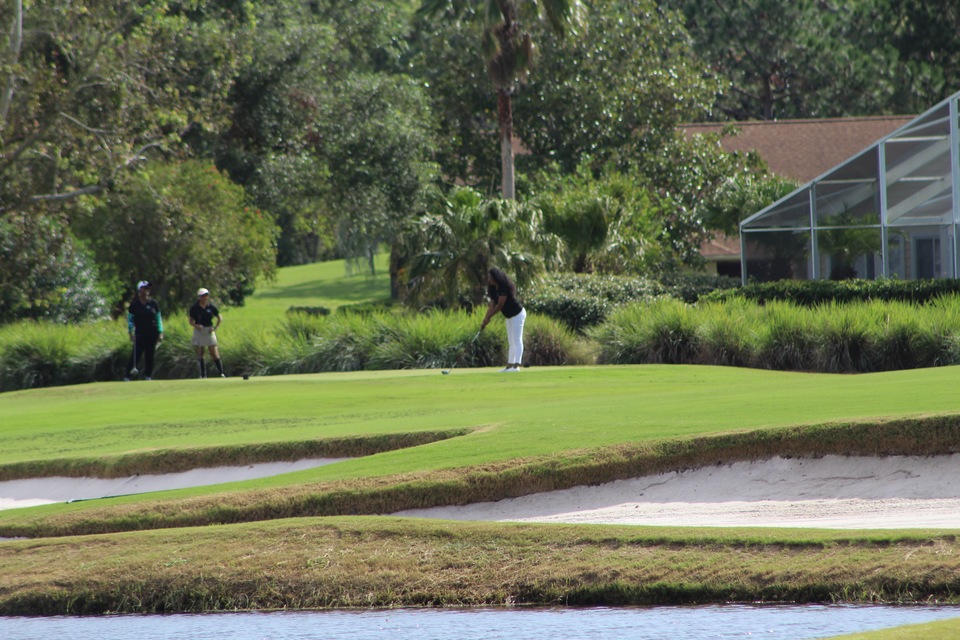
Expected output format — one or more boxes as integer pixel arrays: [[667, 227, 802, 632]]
[[739, 91, 960, 283]]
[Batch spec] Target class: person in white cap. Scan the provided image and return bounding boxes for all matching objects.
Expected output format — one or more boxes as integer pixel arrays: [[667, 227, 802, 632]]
[[126, 280, 163, 380], [188, 287, 225, 378]]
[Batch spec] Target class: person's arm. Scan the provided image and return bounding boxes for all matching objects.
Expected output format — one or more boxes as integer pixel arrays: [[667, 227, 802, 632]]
[[156, 310, 164, 340], [480, 295, 506, 330], [127, 311, 135, 341]]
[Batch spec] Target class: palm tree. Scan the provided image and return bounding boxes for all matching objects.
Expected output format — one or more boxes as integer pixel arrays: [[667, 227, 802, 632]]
[[401, 186, 562, 307], [417, 0, 582, 199]]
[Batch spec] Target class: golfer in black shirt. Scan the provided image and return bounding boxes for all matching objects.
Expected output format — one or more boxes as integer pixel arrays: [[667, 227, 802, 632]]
[[126, 280, 163, 380], [480, 267, 526, 372], [189, 287, 225, 378]]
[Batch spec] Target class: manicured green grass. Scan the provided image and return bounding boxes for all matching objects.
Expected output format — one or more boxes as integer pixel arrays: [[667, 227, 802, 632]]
[[228, 254, 390, 329], [4, 364, 960, 481], [830, 618, 960, 639], [3, 363, 960, 541], [6, 258, 960, 618]]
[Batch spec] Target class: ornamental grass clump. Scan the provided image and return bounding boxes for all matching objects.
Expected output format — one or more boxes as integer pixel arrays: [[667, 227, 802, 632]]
[[279, 311, 329, 343], [812, 302, 880, 373], [520, 314, 594, 366], [591, 298, 699, 365], [753, 301, 817, 371], [694, 299, 761, 367], [222, 325, 300, 377], [926, 295, 960, 367], [302, 311, 392, 372], [368, 311, 484, 370], [0, 320, 125, 390]]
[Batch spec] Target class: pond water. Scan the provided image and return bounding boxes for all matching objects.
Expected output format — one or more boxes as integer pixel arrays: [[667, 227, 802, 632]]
[[2, 604, 959, 640]]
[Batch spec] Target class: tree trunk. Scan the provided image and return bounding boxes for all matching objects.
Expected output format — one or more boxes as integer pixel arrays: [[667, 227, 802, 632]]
[[1, 0, 23, 127], [497, 88, 515, 200], [389, 241, 402, 300]]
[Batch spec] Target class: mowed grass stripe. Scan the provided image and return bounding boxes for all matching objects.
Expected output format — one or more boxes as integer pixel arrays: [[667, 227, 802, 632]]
[[3, 364, 960, 538], [3, 364, 960, 474]]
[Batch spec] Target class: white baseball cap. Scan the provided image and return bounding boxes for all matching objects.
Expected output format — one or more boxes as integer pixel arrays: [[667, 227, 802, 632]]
[[197, 288, 210, 297], [137, 280, 151, 290]]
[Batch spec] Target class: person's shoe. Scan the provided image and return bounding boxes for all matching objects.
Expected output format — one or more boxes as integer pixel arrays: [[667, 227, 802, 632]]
[[123, 377, 131, 382], [144, 376, 152, 381], [499, 367, 512, 372]]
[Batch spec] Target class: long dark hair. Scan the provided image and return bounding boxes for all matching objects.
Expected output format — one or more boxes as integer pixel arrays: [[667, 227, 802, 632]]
[[487, 267, 516, 301]]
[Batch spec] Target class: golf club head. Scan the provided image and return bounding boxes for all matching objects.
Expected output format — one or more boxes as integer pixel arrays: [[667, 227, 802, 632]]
[[130, 368, 139, 376], [441, 370, 451, 375]]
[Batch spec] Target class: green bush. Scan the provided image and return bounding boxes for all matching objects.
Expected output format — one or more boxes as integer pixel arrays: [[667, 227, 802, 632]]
[[526, 272, 738, 332], [811, 303, 878, 373], [703, 278, 960, 306]]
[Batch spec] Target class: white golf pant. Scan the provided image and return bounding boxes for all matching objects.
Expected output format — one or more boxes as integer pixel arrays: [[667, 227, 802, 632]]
[[505, 308, 526, 365]]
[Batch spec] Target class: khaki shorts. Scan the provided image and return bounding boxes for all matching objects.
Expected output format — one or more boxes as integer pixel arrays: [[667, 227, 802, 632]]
[[191, 327, 219, 348]]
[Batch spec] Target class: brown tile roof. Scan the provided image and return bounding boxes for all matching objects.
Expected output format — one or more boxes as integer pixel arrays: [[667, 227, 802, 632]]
[[683, 116, 914, 183], [699, 234, 741, 260]]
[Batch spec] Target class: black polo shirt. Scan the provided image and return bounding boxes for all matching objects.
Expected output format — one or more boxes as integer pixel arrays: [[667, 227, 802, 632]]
[[189, 301, 221, 328]]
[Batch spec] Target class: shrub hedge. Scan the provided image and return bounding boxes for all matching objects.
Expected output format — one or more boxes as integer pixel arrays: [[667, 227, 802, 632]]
[[525, 273, 739, 332], [703, 277, 960, 306]]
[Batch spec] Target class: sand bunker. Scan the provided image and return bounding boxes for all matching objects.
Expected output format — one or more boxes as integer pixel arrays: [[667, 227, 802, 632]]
[[0, 458, 346, 511], [393, 454, 960, 529], [5, 454, 960, 529]]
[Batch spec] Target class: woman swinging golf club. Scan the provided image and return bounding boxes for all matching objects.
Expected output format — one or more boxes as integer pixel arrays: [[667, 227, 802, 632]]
[[125, 280, 164, 381], [480, 267, 526, 372]]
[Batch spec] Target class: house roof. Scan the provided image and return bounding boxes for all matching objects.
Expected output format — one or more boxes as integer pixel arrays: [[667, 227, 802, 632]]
[[699, 234, 741, 261], [683, 116, 914, 183]]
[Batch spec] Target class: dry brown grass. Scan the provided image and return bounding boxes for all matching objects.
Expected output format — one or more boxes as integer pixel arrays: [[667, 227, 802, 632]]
[[2, 518, 960, 615]]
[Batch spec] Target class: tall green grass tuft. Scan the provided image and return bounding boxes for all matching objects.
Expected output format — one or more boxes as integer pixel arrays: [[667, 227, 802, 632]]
[[0, 321, 127, 391], [812, 302, 878, 373], [591, 298, 699, 365], [368, 312, 481, 370], [593, 295, 960, 373], [694, 300, 759, 367], [303, 311, 391, 372], [522, 314, 593, 366], [753, 301, 817, 371]]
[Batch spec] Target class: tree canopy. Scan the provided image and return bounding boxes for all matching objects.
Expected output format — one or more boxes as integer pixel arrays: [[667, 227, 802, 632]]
[[3, 0, 959, 322]]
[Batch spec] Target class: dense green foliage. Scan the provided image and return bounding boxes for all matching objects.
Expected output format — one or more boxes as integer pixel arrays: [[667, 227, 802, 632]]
[[665, 0, 960, 120], [703, 277, 960, 306], [78, 161, 278, 308], [0, 211, 107, 322], [402, 186, 562, 307], [526, 272, 740, 331], [4, 0, 960, 324], [515, 0, 720, 174]]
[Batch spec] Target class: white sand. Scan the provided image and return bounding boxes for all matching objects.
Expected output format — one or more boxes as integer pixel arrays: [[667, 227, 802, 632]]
[[5, 454, 960, 529], [0, 458, 347, 511], [393, 454, 960, 529]]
